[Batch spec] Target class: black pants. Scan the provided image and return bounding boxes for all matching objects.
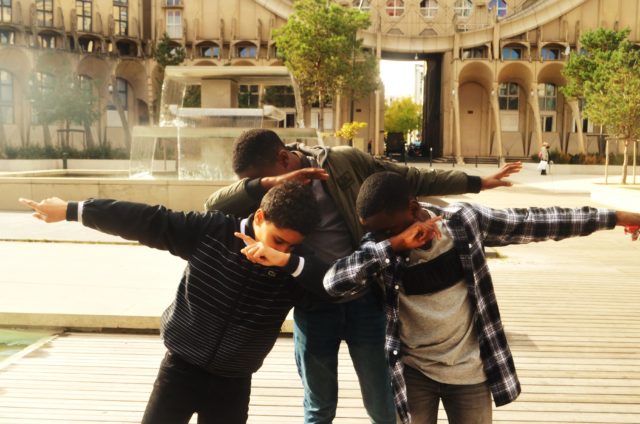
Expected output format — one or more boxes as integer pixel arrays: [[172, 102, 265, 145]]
[[142, 351, 252, 424]]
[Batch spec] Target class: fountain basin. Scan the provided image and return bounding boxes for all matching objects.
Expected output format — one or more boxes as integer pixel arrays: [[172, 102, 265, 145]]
[[1, 171, 228, 212]]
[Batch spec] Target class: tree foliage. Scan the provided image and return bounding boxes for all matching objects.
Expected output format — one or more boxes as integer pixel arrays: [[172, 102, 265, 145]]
[[273, 0, 378, 130], [153, 33, 186, 67], [335, 121, 367, 141], [29, 52, 100, 147], [562, 28, 640, 183], [384, 97, 422, 136], [152, 33, 195, 117]]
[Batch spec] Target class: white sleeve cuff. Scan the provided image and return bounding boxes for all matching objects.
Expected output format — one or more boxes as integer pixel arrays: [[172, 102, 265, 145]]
[[291, 256, 305, 278], [77, 201, 84, 225]]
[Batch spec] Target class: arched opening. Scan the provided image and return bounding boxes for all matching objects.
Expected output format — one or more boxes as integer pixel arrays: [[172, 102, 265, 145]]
[[78, 35, 102, 53], [115, 39, 138, 57], [459, 61, 493, 156], [196, 42, 220, 59], [234, 42, 257, 59]]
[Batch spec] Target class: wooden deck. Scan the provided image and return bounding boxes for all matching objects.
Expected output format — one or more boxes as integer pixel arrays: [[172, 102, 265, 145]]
[[1, 231, 640, 423]]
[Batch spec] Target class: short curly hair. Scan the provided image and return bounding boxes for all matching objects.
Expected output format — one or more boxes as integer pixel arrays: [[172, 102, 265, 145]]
[[232, 129, 285, 174], [356, 172, 413, 219], [260, 182, 319, 235]]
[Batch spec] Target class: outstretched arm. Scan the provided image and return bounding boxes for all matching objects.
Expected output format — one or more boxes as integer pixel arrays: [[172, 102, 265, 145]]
[[615, 212, 640, 240], [368, 148, 521, 196], [480, 162, 522, 190], [204, 168, 328, 214], [324, 218, 442, 298], [20, 197, 223, 260], [469, 204, 629, 246], [234, 232, 334, 301]]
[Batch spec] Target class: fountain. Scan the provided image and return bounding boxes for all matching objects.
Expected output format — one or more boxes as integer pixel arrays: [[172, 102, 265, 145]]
[[129, 66, 324, 180], [3, 66, 326, 211]]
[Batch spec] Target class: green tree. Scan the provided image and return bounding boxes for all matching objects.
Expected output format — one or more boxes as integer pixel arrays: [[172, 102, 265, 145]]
[[562, 28, 640, 184], [335, 121, 367, 143], [273, 0, 378, 130], [384, 97, 422, 139], [29, 53, 100, 150], [151, 33, 197, 120]]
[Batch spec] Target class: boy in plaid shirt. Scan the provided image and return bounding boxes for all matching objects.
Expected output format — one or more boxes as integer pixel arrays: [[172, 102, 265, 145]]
[[323, 171, 640, 424]]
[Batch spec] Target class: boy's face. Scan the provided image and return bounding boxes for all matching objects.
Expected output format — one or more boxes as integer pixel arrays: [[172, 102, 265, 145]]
[[253, 209, 305, 253], [360, 205, 417, 241], [237, 150, 291, 179]]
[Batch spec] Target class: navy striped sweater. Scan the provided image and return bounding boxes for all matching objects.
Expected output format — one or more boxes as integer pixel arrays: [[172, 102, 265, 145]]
[[69, 199, 328, 377]]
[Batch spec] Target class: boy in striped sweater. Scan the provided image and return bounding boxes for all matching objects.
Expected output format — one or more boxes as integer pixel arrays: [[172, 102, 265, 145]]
[[20, 182, 328, 424]]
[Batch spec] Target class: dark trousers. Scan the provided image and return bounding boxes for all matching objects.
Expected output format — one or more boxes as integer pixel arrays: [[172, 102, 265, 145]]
[[142, 351, 252, 424], [404, 364, 492, 424]]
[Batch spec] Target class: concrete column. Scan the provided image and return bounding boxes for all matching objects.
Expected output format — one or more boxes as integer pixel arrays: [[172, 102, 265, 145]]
[[527, 83, 543, 151], [490, 83, 504, 160], [335, 93, 341, 132], [451, 80, 463, 163], [374, 28, 383, 155], [201, 79, 238, 108], [567, 98, 587, 154]]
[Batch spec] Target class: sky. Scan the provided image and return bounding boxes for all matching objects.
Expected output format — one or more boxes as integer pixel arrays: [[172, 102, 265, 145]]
[[379, 59, 422, 100]]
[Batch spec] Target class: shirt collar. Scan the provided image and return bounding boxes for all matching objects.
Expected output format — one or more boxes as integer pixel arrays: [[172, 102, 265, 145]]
[[239, 214, 256, 245]]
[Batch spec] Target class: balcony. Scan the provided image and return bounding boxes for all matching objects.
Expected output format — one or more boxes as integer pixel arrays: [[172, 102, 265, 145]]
[[162, 0, 183, 8]]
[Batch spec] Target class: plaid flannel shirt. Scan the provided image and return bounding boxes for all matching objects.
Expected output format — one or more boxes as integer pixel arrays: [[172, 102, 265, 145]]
[[323, 203, 616, 424]]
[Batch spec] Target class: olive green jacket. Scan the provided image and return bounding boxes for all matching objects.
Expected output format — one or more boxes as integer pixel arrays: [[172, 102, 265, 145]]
[[204, 144, 480, 247]]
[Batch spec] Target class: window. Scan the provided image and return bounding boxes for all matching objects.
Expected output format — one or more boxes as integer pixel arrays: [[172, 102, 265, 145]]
[[33, 72, 53, 94], [78, 74, 93, 104], [574, 117, 594, 133], [78, 36, 97, 52], [237, 44, 256, 58], [453, 0, 472, 17], [200, 44, 220, 58], [1, 0, 11, 22], [420, 0, 437, 17], [0, 29, 14, 44], [462, 46, 487, 59], [31, 72, 53, 124], [76, 0, 92, 32], [489, 0, 507, 17], [165, 0, 181, 5], [385, 0, 404, 17], [36, 0, 54, 27], [37, 33, 57, 48], [541, 115, 554, 132], [0, 70, 13, 124], [502, 45, 523, 60], [108, 77, 128, 110], [498, 82, 519, 110], [352, 0, 371, 10], [537, 83, 557, 111], [113, 0, 128, 36], [238, 85, 259, 108], [166, 9, 182, 38], [541, 46, 561, 60], [263, 85, 296, 108]]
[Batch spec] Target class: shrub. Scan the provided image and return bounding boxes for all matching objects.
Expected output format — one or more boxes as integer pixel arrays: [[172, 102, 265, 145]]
[[2, 144, 128, 160]]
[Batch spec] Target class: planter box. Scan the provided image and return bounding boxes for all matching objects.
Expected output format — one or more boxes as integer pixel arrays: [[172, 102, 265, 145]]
[[0, 159, 177, 173]]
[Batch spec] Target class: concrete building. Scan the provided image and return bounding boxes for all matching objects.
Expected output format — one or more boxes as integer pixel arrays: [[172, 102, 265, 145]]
[[0, 0, 637, 159]]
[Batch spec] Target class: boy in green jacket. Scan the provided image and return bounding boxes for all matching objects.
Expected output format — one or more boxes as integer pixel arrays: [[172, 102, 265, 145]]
[[205, 128, 521, 423]]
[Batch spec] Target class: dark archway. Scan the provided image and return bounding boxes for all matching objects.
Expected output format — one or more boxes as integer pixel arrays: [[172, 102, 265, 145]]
[[381, 51, 444, 158]]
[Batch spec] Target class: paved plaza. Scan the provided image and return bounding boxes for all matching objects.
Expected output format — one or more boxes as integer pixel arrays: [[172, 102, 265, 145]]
[[0, 163, 639, 422]]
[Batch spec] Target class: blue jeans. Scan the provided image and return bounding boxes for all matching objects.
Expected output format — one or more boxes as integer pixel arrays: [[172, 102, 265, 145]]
[[294, 291, 397, 424]]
